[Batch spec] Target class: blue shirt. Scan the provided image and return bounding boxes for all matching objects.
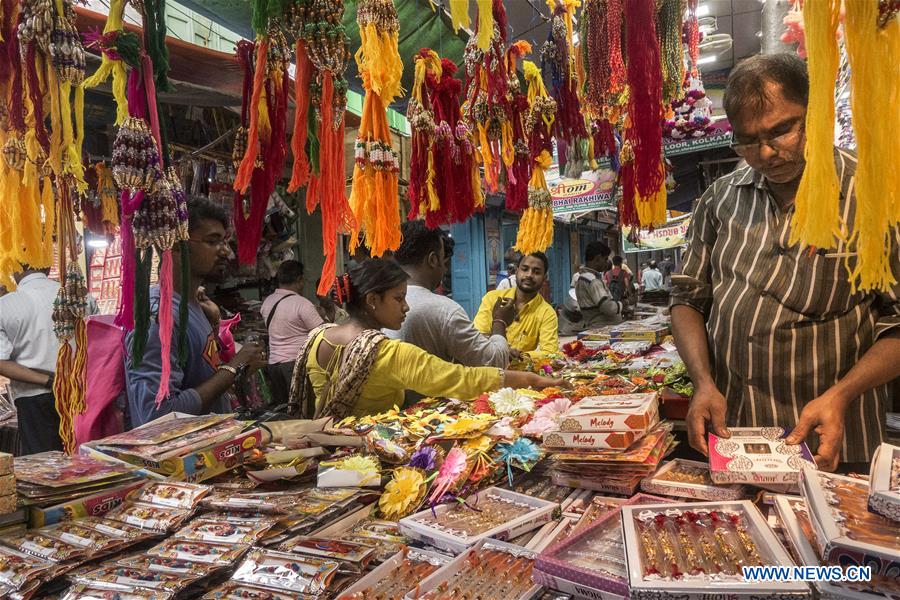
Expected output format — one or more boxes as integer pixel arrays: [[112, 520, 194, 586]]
[[125, 288, 231, 427]]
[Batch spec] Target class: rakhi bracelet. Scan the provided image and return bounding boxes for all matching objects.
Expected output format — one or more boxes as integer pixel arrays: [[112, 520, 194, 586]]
[[696, 528, 726, 574], [677, 523, 704, 574], [638, 524, 660, 576], [734, 523, 762, 565], [713, 527, 742, 572]]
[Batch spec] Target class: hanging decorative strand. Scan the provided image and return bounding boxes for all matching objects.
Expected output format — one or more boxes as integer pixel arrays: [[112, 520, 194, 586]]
[[348, 0, 404, 257], [657, 0, 686, 106], [789, 0, 841, 253], [541, 0, 585, 146], [81, 0, 131, 124], [504, 41, 533, 212], [449, 0, 470, 33]]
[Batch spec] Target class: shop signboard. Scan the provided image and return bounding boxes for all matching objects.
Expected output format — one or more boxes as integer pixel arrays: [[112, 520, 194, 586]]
[[622, 214, 692, 253], [550, 169, 617, 216], [662, 129, 732, 156]]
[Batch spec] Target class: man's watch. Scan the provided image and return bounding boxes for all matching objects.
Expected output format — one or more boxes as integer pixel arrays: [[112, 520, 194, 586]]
[[217, 364, 238, 376]]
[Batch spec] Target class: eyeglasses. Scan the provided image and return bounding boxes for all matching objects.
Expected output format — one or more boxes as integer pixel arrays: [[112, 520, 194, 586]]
[[189, 238, 231, 250], [729, 124, 805, 157]]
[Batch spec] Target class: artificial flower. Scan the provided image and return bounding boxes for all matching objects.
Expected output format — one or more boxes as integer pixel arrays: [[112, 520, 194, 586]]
[[486, 416, 517, 440], [379, 467, 427, 520], [440, 413, 495, 438], [495, 438, 542, 485], [462, 435, 495, 457], [488, 388, 535, 416], [521, 417, 556, 437], [408, 445, 439, 471], [471, 394, 495, 415], [533, 397, 572, 422], [428, 447, 468, 504]]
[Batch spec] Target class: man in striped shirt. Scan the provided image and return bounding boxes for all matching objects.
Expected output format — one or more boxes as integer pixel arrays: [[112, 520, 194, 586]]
[[671, 54, 900, 470]]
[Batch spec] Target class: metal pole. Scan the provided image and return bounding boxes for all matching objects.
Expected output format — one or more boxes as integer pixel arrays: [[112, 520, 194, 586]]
[[760, 0, 792, 55]]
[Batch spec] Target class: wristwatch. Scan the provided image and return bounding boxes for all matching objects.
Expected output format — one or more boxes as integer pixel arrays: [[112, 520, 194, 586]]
[[217, 364, 238, 376]]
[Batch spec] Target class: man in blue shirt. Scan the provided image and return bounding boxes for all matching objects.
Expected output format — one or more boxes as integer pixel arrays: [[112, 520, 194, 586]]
[[125, 198, 266, 427]]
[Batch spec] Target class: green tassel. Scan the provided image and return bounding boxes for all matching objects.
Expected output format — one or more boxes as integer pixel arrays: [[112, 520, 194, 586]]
[[252, 0, 269, 36], [307, 94, 320, 176], [177, 240, 190, 368], [157, 92, 171, 169], [116, 31, 142, 70], [130, 247, 153, 368], [142, 0, 172, 92]]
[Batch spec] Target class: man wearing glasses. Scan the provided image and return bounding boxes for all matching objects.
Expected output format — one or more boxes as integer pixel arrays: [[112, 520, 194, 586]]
[[124, 197, 266, 427], [671, 53, 900, 472]]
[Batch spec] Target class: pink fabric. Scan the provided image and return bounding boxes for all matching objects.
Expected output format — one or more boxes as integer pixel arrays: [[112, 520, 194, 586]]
[[260, 290, 325, 363], [75, 316, 125, 446], [155, 249, 174, 406], [218, 313, 241, 363]]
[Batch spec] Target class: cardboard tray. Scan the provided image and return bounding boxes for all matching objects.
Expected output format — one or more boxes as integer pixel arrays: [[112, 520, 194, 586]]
[[336, 547, 451, 599], [772, 494, 897, 600], [640, 459, 751, 501], [621, 500, 810, 599], [405, 538, 542, 600], [398, 487, 558, 555], [868, 443, 900, 522]]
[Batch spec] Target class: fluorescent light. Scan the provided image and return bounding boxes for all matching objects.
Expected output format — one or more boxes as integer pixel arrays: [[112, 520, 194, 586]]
[[88, 239, 109, 249], [697, 55, 717, 65], [696, 4, 710, 17]]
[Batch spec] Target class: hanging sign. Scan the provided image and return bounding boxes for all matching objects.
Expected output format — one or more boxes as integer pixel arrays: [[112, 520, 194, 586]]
[[622, 214, 692, 253], [550, 170, 617, 216], [663, 130, 732, 156]]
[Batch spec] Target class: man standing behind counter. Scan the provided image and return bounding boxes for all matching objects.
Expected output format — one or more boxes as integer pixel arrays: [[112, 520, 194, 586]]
[[386, 221, 513, 367], [475, 252, 559, 358], [671, 53, 900, 471]]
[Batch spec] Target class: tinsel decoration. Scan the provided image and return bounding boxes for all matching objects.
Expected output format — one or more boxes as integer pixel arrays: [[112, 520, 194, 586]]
[[657, 0, 686, 107], [789, 0, 841, 254], [580, 0, 627, 120], [514, 61, 557, 254], [463, 0, 509, 193], [541, 0, 585, 146], [81, 0, 131, 124], [407, 51, 483, 228], [504, 41, 533, 212], [347, 0, 403, 258], [841, 0, 899, 292]]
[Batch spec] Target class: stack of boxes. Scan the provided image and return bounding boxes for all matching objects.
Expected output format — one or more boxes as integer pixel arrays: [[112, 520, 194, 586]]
[[0, 451, 14, 514]]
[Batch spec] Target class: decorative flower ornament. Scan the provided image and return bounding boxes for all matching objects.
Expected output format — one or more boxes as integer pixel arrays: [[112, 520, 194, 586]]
[[488, 388, 535, 416], [496, 438, 542, 485], [379, 467, 427, 520], [428, 447, 468, 504]]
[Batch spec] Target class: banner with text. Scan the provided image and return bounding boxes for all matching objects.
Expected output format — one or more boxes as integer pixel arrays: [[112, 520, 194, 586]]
[[622, 214, 692, 253], [550, 170, 617, 216]]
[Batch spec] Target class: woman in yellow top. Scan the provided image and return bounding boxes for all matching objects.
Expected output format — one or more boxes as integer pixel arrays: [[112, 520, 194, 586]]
[[289, 258, 564, 419]]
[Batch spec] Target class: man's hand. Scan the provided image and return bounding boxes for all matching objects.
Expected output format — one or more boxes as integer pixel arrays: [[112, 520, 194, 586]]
[[230, 340, 267, 375], [492, 297, 517, 326], [197, 286, 222, 329], [508, 348, 522, 361], [785, 391, 850, 472], [686, 383, 730, 456]]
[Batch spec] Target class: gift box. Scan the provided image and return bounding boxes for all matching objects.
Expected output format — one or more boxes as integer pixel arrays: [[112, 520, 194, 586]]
[[398, 487, 557, 555], [556, 393, 659, 434], [800, 467, 900, 581], [0, 452, 12, 476], [608, 324, 669, 345], [27, 480, 147, 528], [708, 427, 816, 487], [544, 430, 639, 450], [405, 539, 541, 600], [773, 494, 898, 600], [640, 459, 751, 501], [534, 494, 672, 600], [868, 443, 900, 523], [621, 500, 810, 599], [336, 547, 450, 600]]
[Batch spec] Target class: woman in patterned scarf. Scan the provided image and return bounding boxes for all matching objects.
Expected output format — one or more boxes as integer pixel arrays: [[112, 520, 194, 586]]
[[289, 258, 564, 419]]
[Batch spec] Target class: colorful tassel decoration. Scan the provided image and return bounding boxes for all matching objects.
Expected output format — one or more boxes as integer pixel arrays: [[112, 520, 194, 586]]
[[789, 0, 841, 253], [348, 0, 403, 258], [81, 0, 130, 124], [504, 42, 533, 212], [541, 0, 585, 146], [449, 0, 470, 32], [657, 0, 686, 106]]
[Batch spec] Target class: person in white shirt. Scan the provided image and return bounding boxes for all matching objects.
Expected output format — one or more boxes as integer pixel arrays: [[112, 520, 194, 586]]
[[0, 268, 63, 454], [496, 264, 517, 290], [642, 261, 665, 292], [261, 260, 324, 403]]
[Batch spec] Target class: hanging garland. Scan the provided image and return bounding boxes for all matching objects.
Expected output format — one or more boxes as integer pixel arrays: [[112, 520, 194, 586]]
[[347, 0, 403, 258], [657, 0, 686, 107], [407, 50, 482, 228], [541, 0, 584, 147], [580, 0, 627, 121], [514, 61, 557, 254], [504, 41, 533, 212]]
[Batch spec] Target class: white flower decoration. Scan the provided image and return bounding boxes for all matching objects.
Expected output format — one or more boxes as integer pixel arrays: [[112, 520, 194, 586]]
[[488, 387, 535, 416]]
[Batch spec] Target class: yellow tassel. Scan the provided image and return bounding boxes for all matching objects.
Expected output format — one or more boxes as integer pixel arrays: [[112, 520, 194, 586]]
[[82, 0, 129, 124], [790, 0, 841, 252], [475, 0, 493, 51], [40, 179, 55, 266], [842, 0, 900, 292], [426, 147, 440, 211], [449, 0, 470, 32]]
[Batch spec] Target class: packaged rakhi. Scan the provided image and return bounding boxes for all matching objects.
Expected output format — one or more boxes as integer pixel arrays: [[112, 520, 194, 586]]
[[60, 582, 173, 600], [277, 536, 376, 573], [175, 517, 275, 545], [410, 539, 540, 600], [708, 427, 816, 488], [7, 531, 88, 562], [201, 582, 303, 600], [115, 553, 222, 579], [74, 565, 196, 594], [337, 547, 450, 599], [87, 517, 163, 543], [230, 548, 340, 596], [0, 545, 62, 592], [147, 538, 250, 566], [41, 520, 132, 555], [774, 494, 900, 599], [200, 492, 293, 514], [868, 442, 900, 522], [13, 452, 138, 488], [133, 481, 211, 509], [641, 459, 751, 501], [620, 501, 809, 598], [104, 501, 193, 532], [800, 467, 900, 581]]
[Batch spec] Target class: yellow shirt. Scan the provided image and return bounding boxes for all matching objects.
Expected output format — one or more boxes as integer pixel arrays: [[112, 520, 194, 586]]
[[306, 332, 501, 417], [474, 287, 559, 358]]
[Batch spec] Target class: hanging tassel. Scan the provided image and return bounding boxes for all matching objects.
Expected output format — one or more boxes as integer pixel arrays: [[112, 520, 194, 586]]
[[82, 0, 130, 123], [130, 246, 153, 367], [449, 0, 470, 32], [54, 341, 75, 452], [234, 39, 269, 194], [155, 248, 174, 406], [71, 318, 87, 415], [475, 0, 493, 51], [657, 0, 686, 105], [288, 39, 312, 191], [790, 0, 841, 252]]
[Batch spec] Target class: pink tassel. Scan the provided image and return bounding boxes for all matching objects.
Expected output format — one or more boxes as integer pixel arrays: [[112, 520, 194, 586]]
[[141, 55, 163, 159], [155, 249, 174, 407], [114, 190, 144, 331]]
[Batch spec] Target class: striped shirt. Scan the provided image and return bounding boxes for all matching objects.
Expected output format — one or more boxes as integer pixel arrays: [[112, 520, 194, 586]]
[[671, 148, 900, 462]]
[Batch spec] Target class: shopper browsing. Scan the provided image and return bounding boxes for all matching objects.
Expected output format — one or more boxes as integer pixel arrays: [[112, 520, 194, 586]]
[[671, 53, 900, 471], [290, 258, 565, 419], [496, 263, 517, 290], [474, 253, 559, 358], [641, 261, 665, 292], [559, 241, 624, 334], [657, 254, 676, 288], [261, 260, 324, 402], [0, 268, 63, 453], [315, 278, 349, 324], [124, 198, 266, 428], [385, 221, 513, 368]]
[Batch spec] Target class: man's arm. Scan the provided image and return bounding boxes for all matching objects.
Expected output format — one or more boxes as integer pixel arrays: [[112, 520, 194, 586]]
[[444, 306, 510, 368], [0, 361, 51, 386]]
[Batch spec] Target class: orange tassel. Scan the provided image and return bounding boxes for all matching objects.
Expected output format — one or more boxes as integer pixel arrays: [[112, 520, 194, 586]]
[[233, 39, 269, 194], [288, 40, 312, 192]]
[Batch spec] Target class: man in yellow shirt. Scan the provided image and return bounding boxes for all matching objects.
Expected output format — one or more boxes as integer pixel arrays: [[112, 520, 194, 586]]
[[475, 252, 559, 358]]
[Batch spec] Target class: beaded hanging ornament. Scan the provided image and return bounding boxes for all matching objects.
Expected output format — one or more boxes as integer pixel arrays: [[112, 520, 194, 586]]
[[112, 116, 162, 192], [541, 0, 585, 147], [347, 0, 403, 258], [504, 41, 534, 213], [657, 0, 686, 107]]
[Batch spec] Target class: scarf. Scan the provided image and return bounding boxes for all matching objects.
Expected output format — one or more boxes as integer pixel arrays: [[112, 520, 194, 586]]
[[288, 324, 387, 420]]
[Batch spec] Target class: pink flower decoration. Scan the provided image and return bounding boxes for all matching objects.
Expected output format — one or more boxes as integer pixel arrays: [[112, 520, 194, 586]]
[[428, 447, 467, 504]]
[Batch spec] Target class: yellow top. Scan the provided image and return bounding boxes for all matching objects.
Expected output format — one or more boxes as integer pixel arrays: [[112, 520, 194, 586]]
[[474, 287, 559, 358], [306, 331, 502, 417]]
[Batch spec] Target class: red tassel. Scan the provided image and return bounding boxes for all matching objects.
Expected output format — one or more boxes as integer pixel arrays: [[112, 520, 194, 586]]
[[288, 40, 312, 192], [625, 0, 664, 197], [234, 40, 269, 194], [154, 249, 173, 407]]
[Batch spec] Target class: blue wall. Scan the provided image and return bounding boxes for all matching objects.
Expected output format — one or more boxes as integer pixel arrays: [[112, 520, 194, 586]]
[[450, 214, 488, 318]]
